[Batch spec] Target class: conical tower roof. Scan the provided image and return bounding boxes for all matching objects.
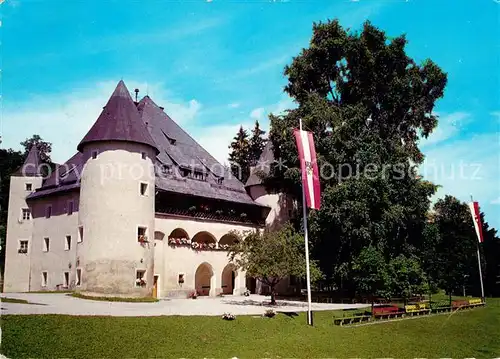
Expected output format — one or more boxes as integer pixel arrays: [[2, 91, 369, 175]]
[[13, 145, 43, 177], [77, 80, 159, 153]]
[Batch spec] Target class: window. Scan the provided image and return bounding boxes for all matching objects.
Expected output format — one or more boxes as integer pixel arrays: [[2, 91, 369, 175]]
[[22, 208, 31, 221], [141, 152, 146, 160], [193, 171, 206, 181], [67, 201, 74, 215], [137, 227, 147, 242], [162, 164, 172, 175], [180, 169, 189, 177], [43, 237, 50, 252], [76, 269, 82, 286], [78, 227, 84, 243], [18, 240, 28, 254], [135, 270, 146, 287], [25, 183, 32, 191], [65, 235, 71, 251], [41, 272, 48, 287], [45, 205, 52, 218], [217, 177, 224, 185], [91, 150, 98, 159], [140, 182, 148, 196], [63, 272, 70, 288]]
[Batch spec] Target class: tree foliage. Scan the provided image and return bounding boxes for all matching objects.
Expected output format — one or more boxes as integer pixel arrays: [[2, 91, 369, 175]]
[[249, 120, 267, 167], [20, 134, 52, 163], [228, 126, 251, 183], [228, 122, 267, 184], [228, 223, 323, 304], [265, 19, 447, 295]]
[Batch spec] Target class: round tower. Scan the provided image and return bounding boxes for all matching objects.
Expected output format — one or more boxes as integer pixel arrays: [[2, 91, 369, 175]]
[[77, 81, 159, 297]]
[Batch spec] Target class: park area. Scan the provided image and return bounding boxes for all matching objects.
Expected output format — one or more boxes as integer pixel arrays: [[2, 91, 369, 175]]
[[1, 293, 499, 358]]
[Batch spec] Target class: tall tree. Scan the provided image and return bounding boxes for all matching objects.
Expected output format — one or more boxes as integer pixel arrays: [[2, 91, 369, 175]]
[[265, 19, 446, 291], [228, 126, 251, 183], [20, 134, 52, 163], [477, 212, 500, 296], [248, 120, 267, 167], [228, 224, 323, 304], [433, 196, 478, 297]]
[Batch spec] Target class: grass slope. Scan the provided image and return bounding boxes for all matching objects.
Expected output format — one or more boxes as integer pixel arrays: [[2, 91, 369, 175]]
[[2, 299, 499, 358]]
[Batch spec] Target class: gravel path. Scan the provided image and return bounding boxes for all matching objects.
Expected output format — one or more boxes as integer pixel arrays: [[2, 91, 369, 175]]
[[1, 293, 369, 317]]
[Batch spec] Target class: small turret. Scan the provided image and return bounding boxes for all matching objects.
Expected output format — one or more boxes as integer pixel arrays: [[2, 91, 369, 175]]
[[3, 146, 44, 292]]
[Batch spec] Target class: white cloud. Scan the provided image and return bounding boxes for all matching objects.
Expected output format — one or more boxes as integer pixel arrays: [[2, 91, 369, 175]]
[[250, 107, 265, 120], [228, 103, 240, 109], [492, 197, 500, 205], [419, 112, 471, 148], [420, 132, 500, 226], [1, 80, 201, 164], [195, 122, 254, 165]]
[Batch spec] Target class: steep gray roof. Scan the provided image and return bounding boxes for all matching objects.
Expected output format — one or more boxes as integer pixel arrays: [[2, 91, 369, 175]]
[[29, 82, 264, 207], [138, 96, 260, 206], [245, 141, 274, 187], [77, 80, 158, 153], [12, 145, 43, 177]]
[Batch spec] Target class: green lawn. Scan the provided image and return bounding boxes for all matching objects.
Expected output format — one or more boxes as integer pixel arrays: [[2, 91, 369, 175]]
[[1, 297, 43, 305], [2, 299, 499, 358], [70, 292, 159, 302]]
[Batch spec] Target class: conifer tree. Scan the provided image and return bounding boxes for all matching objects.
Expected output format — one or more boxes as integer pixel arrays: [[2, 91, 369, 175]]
[[228, 126, 251, 183], [249, 120, 267, 167]]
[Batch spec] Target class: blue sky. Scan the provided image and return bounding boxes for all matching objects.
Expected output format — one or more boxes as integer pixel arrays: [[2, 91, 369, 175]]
[[1, 0, 499, 228]]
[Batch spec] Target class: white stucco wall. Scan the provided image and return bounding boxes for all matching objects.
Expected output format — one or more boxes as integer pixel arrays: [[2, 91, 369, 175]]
[[28, 192, 81, 291], [248, 185, 294, 230], [3, 175, 43, 292], [153, 214, 257, 297], [78, 141, 156, 297]]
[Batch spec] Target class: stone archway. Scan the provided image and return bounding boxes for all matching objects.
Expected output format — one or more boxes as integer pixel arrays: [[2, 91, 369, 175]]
[[221, 263, 237, 295], [219, 233, 239, 250], [195, 262, 214, 296]]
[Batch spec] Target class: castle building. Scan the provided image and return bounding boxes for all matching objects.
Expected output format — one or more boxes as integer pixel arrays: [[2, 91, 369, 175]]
[[3, 81, 295, 298]]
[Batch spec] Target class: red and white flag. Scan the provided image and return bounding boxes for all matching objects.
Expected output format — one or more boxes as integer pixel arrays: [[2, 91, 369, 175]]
[[468, 201, 484, 243], [294, 128, 321, 210]]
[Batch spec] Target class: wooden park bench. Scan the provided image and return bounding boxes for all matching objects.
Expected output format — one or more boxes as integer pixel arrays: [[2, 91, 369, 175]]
[[467, 298, 484, 307], [333, 314, 371, 326], [372, 305, 405, 320], [404, 303, 431, 316]]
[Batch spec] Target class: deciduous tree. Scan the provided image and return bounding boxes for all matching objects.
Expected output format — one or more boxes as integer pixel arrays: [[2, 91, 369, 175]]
[[228, 224, 323, 304]]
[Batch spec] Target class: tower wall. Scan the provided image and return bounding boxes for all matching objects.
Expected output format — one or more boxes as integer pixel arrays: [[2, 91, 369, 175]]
[[3, 175, 43, 292], [247, 185, 294, 230], [78, 141, 156, 297]]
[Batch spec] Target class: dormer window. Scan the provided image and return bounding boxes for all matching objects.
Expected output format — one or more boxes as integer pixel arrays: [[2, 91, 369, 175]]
[[162, 130, 176, 145], [162, 164, 172, 175], [193, 171, 206, 181]]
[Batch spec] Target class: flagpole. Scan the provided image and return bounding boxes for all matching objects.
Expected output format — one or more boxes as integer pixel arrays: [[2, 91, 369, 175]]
[[471, 195, 485, 301], [300, 118, 313, 326]]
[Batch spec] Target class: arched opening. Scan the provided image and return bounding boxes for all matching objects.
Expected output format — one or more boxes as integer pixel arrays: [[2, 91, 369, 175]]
[[195, 262, 213, 296], [246, 276, 257, 294], [219, 233, 239, 250], [168, 228, 189, 240], [191, 231, 216, 244], [221, 263, 237, 295], [154, 231, 165, 241]]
